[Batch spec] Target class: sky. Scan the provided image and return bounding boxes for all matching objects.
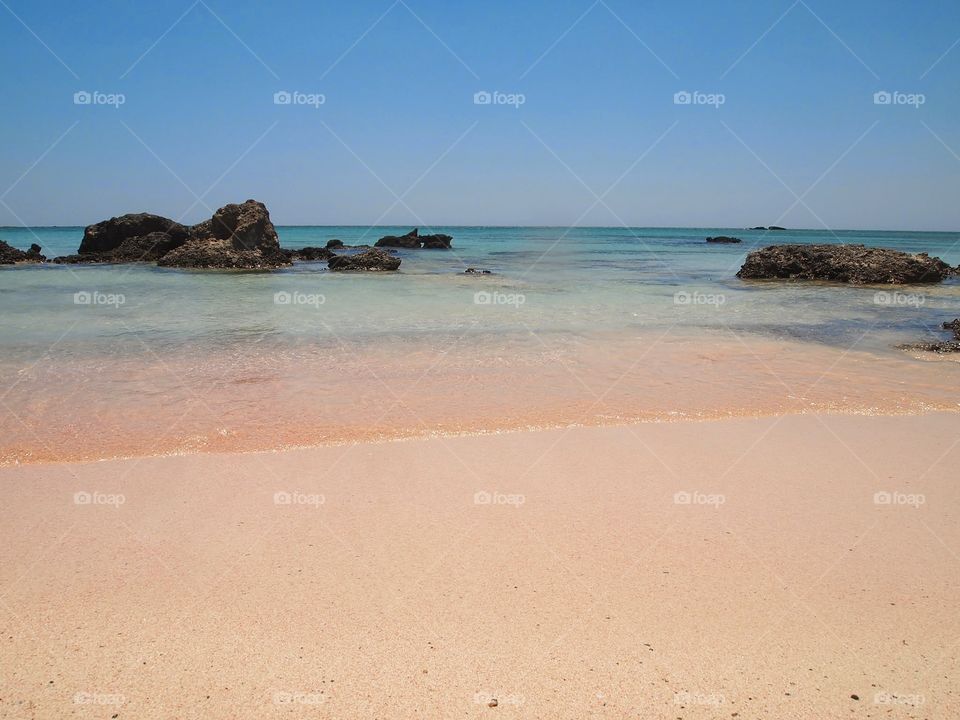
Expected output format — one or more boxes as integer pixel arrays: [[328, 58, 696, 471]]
[[0, 0, 958, 230]]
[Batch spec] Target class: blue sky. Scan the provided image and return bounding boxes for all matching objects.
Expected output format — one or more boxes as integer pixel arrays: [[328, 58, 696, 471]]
[[1, 0, 958, 229]]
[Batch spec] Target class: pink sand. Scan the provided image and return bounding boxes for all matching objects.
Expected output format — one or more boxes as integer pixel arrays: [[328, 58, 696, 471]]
[[0, 413, 958, 718]]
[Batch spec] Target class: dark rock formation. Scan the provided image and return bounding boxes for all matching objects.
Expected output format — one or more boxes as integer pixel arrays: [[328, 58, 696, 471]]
[[750, 226, 766, 230], [768, 226, 786, 231], [159, 200, 289, 269], [420, 233, 453, 249], [328, 248, 401, 271], [737, 244, 953, 284], [900, 318, 960, 354], [464, 268, 492, 274], [376, 229, 422, 248], [706, 236, 741, 244], [52, 254, 112, 264], [291, 246, 334, 261], [375, 228, 452, 249], [0, 240, 45, 264], [78, 213, 190, 260], [326, 239, 344, 249]]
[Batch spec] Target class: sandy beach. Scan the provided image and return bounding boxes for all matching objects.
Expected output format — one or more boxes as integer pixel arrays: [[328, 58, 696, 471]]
[[1, 412, 957, 719]]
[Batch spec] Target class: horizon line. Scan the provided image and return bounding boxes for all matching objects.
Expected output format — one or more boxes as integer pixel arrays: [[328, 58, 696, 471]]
[[2, 223, 958, 235]]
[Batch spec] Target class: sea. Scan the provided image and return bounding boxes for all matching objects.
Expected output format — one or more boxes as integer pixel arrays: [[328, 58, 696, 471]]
[[1, 225, 958, 463]]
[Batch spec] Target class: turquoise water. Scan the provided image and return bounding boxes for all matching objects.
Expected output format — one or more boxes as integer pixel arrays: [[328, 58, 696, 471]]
[[1, 226, 958, 463], [1, 226, 958, 356]]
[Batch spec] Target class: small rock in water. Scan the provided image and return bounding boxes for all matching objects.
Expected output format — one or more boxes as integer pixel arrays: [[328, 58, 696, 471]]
[[706, 236, 742, 244], [464, 268, 492, 274]]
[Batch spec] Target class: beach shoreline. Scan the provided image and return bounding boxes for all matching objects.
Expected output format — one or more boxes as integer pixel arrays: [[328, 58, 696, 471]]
[[2, 412, 958, 718]]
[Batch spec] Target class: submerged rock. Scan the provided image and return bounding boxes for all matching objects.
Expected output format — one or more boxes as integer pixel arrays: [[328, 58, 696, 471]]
[[900, 318, 960, 354], [159, 200, 289, 269], [328, 248, 401, 271], [706, 236, 741, 244], [0, 240, 45, 263], [375, 228, 453, 249], [326, 239, 344, 249], [737, 244, 953, 284], [291, 246, 335, 261], [463, 268, 492, 274]]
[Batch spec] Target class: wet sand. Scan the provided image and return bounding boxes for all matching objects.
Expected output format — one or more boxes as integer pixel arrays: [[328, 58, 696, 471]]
[[3, 328, 959, 465], [1, 412, 958, 718]]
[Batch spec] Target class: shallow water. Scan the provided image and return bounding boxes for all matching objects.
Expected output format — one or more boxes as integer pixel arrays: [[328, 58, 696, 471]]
[[1, 226, 958, 463]]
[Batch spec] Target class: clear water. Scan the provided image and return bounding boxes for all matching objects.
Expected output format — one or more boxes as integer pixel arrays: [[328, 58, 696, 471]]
[[1, 226, 958, 463]]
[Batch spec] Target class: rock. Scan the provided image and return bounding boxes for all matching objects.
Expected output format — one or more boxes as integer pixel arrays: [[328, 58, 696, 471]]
[[159, 200, 289, 269], [464, 268, 492, 274], [0, 240, 46, 263], [706, 236, 741, 243], [737, 244, 953, 284], [326, 239, 344, 249], [905, 340, 960, 354], [292, 246, 334, 261], [419, 233, 453, 249], [52, 253, 108, 264], [768, 226, 786, 230], [158, 239, 289, 269], [375, 228, 453, 249], [328, 248, 401, 271], [488, 698, 498, 707], [375, 228, 422, 249], [750, 226, 766, 230], [901, 318, 960, 354], [78, 213, 190, 259]]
